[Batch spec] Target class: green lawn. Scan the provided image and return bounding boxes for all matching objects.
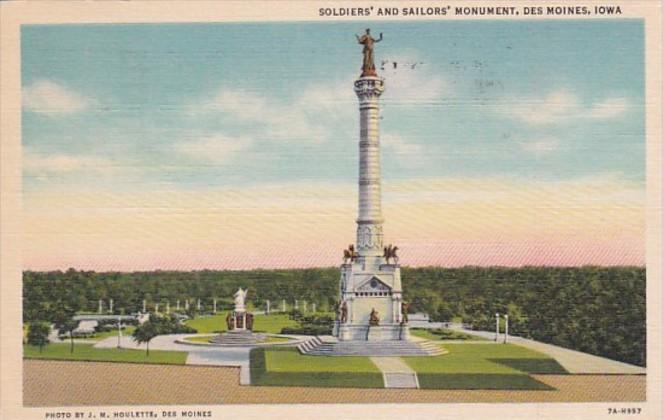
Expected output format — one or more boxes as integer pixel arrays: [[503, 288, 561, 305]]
[[24, 343, 187, 365], [186, 313, 297, 334], [410, 328, 487, 341], [404, 343, 566, 390], [250, 347, 383, 388]]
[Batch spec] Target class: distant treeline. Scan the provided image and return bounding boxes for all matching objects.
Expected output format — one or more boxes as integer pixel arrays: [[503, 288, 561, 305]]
[[23, 265, 645, 366]]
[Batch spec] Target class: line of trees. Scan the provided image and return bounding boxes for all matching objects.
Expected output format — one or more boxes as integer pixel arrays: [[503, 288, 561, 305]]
[[23, 265, 645, 366]]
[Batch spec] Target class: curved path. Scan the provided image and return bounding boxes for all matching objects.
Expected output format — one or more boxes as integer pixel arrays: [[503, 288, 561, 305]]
[[94, 334, 307, 384]]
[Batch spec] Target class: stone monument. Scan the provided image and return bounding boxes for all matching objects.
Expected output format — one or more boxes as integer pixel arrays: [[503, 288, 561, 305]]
[[333, 30, 409, 342], [210, 287, 265, 345]]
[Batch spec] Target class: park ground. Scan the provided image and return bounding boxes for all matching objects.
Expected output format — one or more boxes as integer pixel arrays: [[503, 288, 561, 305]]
[[24, 360, 645, 405], [23, 313, 646, 405]]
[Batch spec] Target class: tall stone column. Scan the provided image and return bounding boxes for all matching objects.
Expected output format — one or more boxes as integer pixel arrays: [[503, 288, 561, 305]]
[[354, 76, 385, 258]]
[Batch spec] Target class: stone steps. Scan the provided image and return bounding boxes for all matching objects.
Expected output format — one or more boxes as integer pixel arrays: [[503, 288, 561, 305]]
[[299, 338, 442, 357]]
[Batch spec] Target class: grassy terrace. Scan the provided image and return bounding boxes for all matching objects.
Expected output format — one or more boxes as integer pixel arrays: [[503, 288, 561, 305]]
[[24, 343, 187, 365], [404, 343, 567, 390], [251, 347, 383, 388], [186, 313, 297, 334], [252, 343, 567, 390]]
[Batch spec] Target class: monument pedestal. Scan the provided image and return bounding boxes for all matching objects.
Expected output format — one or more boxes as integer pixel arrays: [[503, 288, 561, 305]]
[[335, 259, 410, 341], [336, 324, 406, 341]]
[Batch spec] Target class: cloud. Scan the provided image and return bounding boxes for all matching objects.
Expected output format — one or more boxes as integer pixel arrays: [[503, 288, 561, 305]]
[[383, 133, 424, 157], [23, 149, 117, 175], [23, 80, 94, 115], [172, 134, 252, 164], [497, 89, 632, 125], [587, 97, 632, 119], [519, 137, 561, 156], [187, 85, 345, 143], [186, 57, 447, 145], [379, 50, 448, 104], [382, 67, 446, 104]]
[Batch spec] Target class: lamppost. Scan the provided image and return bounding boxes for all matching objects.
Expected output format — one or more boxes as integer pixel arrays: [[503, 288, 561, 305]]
[[117, 315, 122, 349], [503, 314, 509, 344]]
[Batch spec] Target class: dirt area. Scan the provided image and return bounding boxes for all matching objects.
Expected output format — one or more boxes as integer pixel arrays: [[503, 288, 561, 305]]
[[24, 360, 646, 406]]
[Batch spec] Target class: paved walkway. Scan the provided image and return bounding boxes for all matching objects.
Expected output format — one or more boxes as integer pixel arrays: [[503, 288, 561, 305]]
[[370, 357, 418, 388], [448, 326, 645, 374], [94, 334, 259, 384]]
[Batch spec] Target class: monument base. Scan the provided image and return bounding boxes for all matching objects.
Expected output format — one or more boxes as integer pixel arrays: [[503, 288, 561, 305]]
[[336, 322, 410, 341], [209, 330, 267, 346]]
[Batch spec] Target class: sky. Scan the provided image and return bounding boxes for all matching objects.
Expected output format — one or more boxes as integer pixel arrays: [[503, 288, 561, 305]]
[[21, 20, 645, 271]]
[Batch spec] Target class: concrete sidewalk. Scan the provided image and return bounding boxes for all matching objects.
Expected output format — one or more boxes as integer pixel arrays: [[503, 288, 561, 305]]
[[448, 326, 645, 374], [370, 357, 419, 389]]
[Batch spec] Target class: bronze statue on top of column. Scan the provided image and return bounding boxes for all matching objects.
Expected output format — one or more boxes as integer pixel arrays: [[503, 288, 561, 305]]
[[356, 28, 382, 77]]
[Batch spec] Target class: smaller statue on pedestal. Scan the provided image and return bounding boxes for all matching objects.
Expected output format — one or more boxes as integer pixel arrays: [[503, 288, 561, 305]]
[[234, 288, 247, 312], [340, 301, 348, 323], [369, 308, 380, 326], [225, 312, 233, 330], [401, 302, 410, 324]]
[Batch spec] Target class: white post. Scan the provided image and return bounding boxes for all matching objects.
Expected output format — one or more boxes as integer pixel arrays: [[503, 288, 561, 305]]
[[266, 300, 270, 314], [495, 313, 500, 342], [282, 299, 286, 312], [295, 300, 299, 310], [142, 300, 146, 313], [117, 316, 122, 348], [98, 299, 103, 314], [176, 300, 180, 310], [109, 299, 114, 314], [504, 315, 509, 344], [213, 298, 217, 314], [155, 303, 159, 314], [312, 303, 316, 313], [166, 301, 170, 314], [197, 299, 201, 311], [185, 299, 189, 310]]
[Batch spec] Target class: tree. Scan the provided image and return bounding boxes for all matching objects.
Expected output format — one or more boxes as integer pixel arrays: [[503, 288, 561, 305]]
[[53, 311, 79, 354], [27, 321, 51, 353], [132, 321, 158, 356]]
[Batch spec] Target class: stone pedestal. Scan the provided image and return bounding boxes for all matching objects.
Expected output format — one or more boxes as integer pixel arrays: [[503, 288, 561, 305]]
[[227, 310, 253, 331]]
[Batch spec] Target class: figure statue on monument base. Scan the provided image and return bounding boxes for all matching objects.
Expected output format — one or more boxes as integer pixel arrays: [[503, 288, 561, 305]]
[[209, 288, 267, 346]]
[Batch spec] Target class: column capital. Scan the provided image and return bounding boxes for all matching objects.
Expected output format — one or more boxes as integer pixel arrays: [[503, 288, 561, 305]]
[[354, 77, 385, 100]]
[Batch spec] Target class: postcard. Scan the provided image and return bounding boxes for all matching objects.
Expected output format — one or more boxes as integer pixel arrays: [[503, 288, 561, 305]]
[[1, 1, 661, 419]]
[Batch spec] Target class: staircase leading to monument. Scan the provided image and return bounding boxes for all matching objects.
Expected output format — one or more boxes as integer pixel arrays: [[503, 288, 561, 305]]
[[298, 336, 445, 357]]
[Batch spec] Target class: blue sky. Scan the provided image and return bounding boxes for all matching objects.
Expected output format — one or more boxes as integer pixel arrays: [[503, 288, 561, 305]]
[[22, 20, 644, 192]]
